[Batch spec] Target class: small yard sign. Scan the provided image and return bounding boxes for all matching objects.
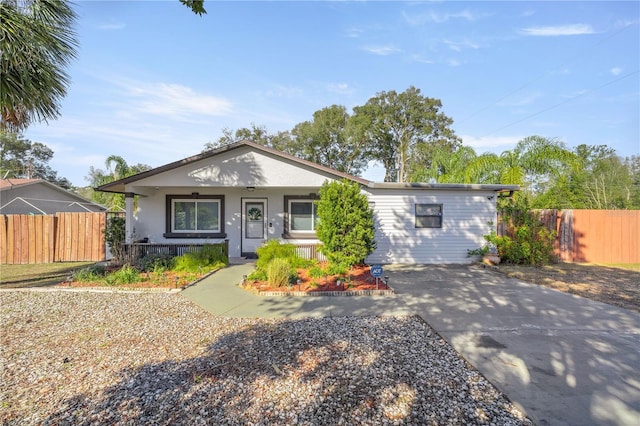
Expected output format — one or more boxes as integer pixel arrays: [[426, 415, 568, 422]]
[[370, 265, 383, 278]]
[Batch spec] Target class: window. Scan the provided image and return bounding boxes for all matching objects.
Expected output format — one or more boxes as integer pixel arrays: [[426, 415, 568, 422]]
[[290, 200, 318, 232], [165, 195, 225, 238], [415, 203, 442, 228], [283, 195, 319, 238]]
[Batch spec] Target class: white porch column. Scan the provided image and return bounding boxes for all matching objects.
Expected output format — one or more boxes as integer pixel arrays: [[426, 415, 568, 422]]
[[124, 192, 135, 243]]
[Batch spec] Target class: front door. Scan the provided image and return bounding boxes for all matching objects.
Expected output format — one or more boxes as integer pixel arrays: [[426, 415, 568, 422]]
[[241, 198, 267, 258]]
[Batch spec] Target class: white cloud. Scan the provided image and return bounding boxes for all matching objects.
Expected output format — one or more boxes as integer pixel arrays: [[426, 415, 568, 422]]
[[362, 45, 402, 56], [403, 9, 477, 25], [461, 135, 522, 153], [124, 82, 232, 119], [345, 27, 363, 38], [520, 24, 595, 36], [326, 83, 353, 95], [610, 67, 622, 76], [443, 38, 480, 52], [409, 54, 434, 64], [447, 58, 463, 67]]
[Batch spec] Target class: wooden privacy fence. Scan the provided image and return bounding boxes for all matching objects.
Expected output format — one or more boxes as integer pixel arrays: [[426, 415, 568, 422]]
[[1, 212, 107, 264], [500, 209, 639, 264]]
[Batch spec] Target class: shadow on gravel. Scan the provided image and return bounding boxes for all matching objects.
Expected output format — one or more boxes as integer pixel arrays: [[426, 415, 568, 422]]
[[44, 316, 529, 425]]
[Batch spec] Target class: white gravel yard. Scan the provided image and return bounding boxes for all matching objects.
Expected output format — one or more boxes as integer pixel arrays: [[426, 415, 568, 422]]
[[0, 290, 532, 425]]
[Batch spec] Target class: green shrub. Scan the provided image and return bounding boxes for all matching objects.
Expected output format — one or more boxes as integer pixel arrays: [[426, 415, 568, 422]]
[[326, 262, 348, 276], [266, 258, 296, 288], [316, 179, 376, 268], [256, 240, 308, 269], [247, 269, 267, 282], [488, 198, 557, 265], [104, 216, 126, 264], [137, 253, 175, 272], [72, 264, 105, 282], [173, 244, 228, 272], [308, 265, 327, 279], [104, 264, 142, 285]]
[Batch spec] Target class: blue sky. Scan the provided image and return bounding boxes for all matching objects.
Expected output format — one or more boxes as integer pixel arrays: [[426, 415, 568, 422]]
[[24, 0, 640, 186]]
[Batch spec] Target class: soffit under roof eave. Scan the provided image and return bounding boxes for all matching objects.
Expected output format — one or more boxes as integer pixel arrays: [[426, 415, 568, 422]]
[[366, 182, 520, 192]]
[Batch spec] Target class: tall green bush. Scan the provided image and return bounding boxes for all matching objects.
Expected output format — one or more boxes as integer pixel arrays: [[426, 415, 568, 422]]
[[316, 179, 376, 268], [488, 198, 557, 265], [104, 215, 125, 264]]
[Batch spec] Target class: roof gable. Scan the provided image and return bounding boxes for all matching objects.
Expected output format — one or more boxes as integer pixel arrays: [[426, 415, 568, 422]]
[[0, 179, 107, 214], [97, 140, 369, 193]]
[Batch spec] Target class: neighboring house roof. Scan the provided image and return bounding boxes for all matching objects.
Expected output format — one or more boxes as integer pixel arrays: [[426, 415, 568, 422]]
[[0, 179, 107, 215], [0, 178, 40, 189], [95, 140, 520, 194]]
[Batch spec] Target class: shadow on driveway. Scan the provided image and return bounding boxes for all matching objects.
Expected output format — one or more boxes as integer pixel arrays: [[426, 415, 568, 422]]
[[183, 263, 640, 426]]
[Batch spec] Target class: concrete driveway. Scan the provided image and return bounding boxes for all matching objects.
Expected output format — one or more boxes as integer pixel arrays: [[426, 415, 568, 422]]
[[182, 263, 640, 426]]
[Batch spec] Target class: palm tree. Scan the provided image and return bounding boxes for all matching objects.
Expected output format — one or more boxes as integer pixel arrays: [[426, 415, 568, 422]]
[[1, 0, 78, 131], [466, 136, 578, 193]]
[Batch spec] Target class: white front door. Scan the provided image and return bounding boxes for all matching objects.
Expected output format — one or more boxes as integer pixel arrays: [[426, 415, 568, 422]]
[[241, 198, 267, 257]]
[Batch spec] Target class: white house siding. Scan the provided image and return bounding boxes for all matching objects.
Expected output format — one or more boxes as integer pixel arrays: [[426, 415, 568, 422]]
[[364, 188, 497, 264]]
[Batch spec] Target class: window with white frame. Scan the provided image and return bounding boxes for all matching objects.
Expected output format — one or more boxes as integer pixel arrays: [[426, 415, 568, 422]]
[[415, 203, 443, 228], [165, 195, 225, 238]]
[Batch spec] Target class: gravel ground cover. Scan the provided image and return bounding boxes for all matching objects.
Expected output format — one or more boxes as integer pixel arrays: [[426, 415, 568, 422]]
[[1, 290, 531, 425]]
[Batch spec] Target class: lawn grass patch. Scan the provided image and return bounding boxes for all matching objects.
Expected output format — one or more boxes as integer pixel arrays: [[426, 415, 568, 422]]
[[0, 262, 96, 288]]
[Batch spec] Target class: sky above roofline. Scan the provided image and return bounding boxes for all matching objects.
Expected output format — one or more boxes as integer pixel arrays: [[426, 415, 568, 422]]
[[22, 0, 639, 186]]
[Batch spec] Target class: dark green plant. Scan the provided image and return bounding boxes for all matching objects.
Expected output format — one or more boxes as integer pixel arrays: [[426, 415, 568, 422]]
[[308, 265, 326, 279], [266, 258, 296, 288], [104, 264, 141, 286], [104, 215, 126, 264], [173, 244, 228, 272], [316, 179, 376, 268], [136, 253, 175, 273], [247, 269, 267, 282], [72, 264, 105, 282], [326, 262, 348, 276], [467, 246, 489, 257], [488, 198, 557, 265]]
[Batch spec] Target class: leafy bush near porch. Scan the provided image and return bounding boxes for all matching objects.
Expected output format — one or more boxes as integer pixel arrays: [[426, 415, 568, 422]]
[[248, 240, 312, 282], [136, 253, 175, 272], [316, 179, 376, 268], [173, 244, 228, 272], [255, 240, 312, 270]]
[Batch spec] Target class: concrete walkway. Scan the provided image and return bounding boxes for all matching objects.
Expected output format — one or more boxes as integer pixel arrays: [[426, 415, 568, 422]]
[[182, 263, 640, 426]]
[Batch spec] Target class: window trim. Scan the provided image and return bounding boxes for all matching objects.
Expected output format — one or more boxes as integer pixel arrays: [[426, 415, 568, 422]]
[[164, 194, 226, 238], [415, 203, 443, 229], [282, 195, 319, 239]]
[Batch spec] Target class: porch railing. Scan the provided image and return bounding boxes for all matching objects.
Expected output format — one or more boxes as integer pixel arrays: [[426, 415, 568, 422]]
[[119, 241, 229, 264], [117, 241, 323, 264], [294, 243, 327, 262]]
